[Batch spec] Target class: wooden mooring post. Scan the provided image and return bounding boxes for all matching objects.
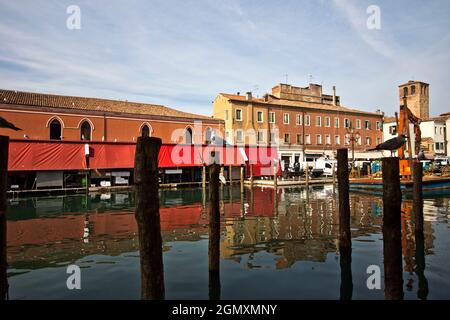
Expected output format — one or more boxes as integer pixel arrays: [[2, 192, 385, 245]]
[[413, 161, 428, 299], [382, 157, 404, 300], [413, 162, 423, 234], [134, 137, 165, 300], [273, 163, 278, 189], [240, 165, 244, 194], [337, 149, 351, 249], [305, 163, 309, 186], [0, 136, 9, 300], [202, 165, 207, 190], [250, 164, 254, 188], [332, 163, 336, 193], [339, 245, 353, 300], [229, 165, 233, 186], [208, 163, 221, 300]]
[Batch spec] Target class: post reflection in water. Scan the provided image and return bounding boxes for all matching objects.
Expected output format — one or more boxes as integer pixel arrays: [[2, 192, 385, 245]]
[[3, 185, 447, 300]]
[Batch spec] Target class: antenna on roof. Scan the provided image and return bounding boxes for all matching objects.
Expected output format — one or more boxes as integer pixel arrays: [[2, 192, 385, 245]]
[[309, 74, 313, 84], [283, 74, 288, 84]]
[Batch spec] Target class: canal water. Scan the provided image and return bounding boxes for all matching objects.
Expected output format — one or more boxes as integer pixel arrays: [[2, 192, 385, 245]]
[[5, 186, 450, 299]]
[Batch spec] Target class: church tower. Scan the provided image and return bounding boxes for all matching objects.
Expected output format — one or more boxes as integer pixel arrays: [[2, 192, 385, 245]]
[[398, 80, 429, 119]]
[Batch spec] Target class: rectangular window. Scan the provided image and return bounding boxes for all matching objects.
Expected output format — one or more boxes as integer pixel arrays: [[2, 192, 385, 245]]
[[316, 134, 322, 144], [389, 125, 397, 135], [334, 117, 339, 128], [283, 113, 289, 124], [345, 134, 350, 145], [344, 118, 351, 129], [377, 137, 381, 145], [325, 117, 330, 127], [376, 121, 381, 131], [304, 115, 310, 126], [284, 133, 290, 144], [257, 111, 263, 123], [225, 110, 229, 121], [316, 116, 322, 127], [356, 136, 361, 145], [365, 137, 371, 145], [225, 131, 230, 140], [325, 135, 331, 145], [269, 112, 275, 123], [236, 109, 242, 121], [356, 119, 361, 129], [236, 130, 243, 142], [296, 114, 302, 125], [365, 120, 371, 130], [296, 134, 303, 145], [305, 134, 311, 144], [334, 135, 340, 145]]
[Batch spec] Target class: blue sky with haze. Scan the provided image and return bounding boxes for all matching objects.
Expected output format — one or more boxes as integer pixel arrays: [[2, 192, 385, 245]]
[[0, 0, 449, 117]]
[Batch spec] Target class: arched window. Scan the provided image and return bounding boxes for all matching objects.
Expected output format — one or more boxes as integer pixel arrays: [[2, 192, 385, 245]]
[[185, 127, 193, 145], [49, 119, 62, 140], [205, 127, 213, 144], [141, 124, 150, 137], [80, 121, 92, 141], [411, 85, 416, 95], [403, 87, 408, 97]]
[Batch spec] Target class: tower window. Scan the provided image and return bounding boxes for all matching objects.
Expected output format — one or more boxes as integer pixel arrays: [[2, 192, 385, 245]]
[[403, 87, 408, 97], [141, 124, 150, 137], [411, 85, 416, 95]]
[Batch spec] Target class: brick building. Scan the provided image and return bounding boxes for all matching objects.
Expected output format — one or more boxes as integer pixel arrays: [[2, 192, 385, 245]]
[[0, 89, 225, 189], [0, 89, 223, 144], [213, 83, 383, 165]]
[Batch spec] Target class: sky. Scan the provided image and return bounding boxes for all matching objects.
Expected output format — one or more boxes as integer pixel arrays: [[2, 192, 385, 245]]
[[0, 0, 449, 117]]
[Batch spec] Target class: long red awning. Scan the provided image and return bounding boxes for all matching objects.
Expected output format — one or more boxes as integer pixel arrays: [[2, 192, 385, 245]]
[[8, 140, 280, 176]]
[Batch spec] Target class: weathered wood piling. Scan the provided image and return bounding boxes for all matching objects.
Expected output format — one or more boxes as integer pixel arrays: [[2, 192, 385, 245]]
[[0, 136, 9, 300], [382, 157, 404, 300], [337, 149, 351, 249], [134, 136, 165, 300], [240, 165, 244, 194], [412, 161, 428, 299], [413, 162, 424, 234], [208, 163, 221, 300]]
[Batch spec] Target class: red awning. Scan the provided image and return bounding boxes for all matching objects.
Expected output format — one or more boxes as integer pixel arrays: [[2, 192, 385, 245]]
[[8, 140, 279, 176]]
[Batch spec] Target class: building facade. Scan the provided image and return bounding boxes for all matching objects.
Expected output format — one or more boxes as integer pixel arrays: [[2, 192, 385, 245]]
[[213, 83, 383, 165], [0, 89, 223, 144]]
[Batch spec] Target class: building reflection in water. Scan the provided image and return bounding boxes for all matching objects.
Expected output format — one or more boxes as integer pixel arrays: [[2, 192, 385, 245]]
[[4, 186, 441, 298]]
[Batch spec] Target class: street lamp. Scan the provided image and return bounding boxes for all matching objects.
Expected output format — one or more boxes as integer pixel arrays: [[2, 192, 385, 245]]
[[346, 124, 361, 169]]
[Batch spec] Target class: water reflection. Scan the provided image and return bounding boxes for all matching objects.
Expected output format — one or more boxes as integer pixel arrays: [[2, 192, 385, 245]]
[[4, 186, 450, 299]]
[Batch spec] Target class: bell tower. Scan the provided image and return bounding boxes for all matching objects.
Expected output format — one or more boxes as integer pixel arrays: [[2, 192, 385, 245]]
[[398, 80, 429, 120]]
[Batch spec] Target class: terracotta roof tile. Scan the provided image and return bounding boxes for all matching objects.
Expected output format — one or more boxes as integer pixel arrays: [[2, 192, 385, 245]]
[[0, 89, 216, 121]]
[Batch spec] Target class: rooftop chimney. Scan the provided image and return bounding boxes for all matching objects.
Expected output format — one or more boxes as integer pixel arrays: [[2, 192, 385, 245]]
[[332, 86, 336, 106], [246, 92, 252, 101]]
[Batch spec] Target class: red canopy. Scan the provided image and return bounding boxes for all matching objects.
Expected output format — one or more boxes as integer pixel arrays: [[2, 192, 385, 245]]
[[8, 140, 279, 176]]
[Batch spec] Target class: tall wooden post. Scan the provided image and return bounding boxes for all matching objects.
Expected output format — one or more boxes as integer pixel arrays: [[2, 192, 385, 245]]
[[413, 162, 423, 234], [229, 165, 233, 185], [332, 163, 336, 193], [208, 164, 221, 300], [250, 164, 254, 188], [337, 149, 351, 249], [0, 136, 9, 300], [240, 165, 244, 194], [273, 164, 278, 189], [202, 165, 206, 190], [382, 157, 404, 300], [305, 163, 309, 186], [413, 161, 428, 299], [134, 137, 165, 300]]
